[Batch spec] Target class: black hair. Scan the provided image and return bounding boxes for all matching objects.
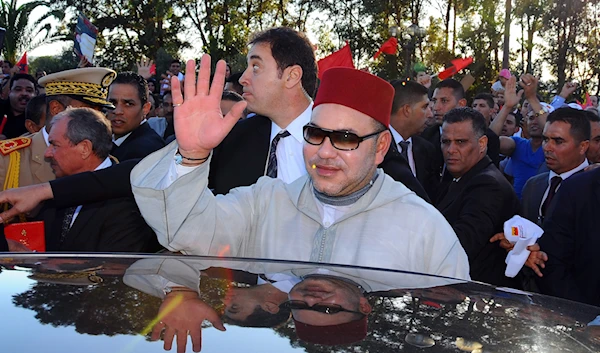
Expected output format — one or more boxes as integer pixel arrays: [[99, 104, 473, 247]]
[[509, 109, 523, 127], [224, 304, 291, 328], [222, 91, 243, 102], [546, 107, 591, 143], [25, 94, 46, 125], [443, 107, 487, 138], [249, 27, 317, 98], [10, 73, 36, 90], [111, 72, 148, 105], [473, 93, 495, 109], [225, 72, 244, 94], [435, 79, 465, 101], [390, 80, 429, 114], [170, 59, 181, 66]]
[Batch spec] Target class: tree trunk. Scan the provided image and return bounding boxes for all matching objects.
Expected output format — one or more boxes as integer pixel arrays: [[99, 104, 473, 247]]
[[444, 0, 452, 49], [502, 0, 511, 68]]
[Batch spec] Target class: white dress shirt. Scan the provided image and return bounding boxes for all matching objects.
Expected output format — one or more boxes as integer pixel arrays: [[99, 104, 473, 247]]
[[389, 126, 416, 176], [538, 159, 589, 217], [113, 119, 147, 146], [268, 103, 313, 183]]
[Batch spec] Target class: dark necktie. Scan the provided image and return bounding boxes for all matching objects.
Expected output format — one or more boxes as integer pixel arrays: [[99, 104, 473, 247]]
[[266, 130, 290, 178], [59, 206, 78, 246], [541, 176, 562, 218], [398, 140, 410, 161]]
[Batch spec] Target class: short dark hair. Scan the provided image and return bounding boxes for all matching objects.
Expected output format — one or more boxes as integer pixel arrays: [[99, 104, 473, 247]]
[[52, 107, 113, 160], [443, 107, 487, 138], [111, 72, 148, 105], [435, 79, 465, 101], [224, 304, 291, 328], [3, 60, 13, 68], [222, 91, 243, 102], [509, 109, 523, 127], [584, 109, 600, 122], [546, 107, 591, 143], [25, 94, 46, 125], [473, 93, 494, 108], [10, 73, 36, 90], [249, 27, 317, 98], [390, 80, 429, 114], [170, 59, 181, 66], [226, 72, 244, 94]]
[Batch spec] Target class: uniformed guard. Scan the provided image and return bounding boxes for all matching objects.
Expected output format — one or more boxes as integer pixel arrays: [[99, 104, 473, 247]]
[[0, 67, 116, 191]]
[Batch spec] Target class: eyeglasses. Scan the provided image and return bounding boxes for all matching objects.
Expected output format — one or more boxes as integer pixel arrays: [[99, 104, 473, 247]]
[[303, 124, 386, 151], [280, 300, 363, 315]]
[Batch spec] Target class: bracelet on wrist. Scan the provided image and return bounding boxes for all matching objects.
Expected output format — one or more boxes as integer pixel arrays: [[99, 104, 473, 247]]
[[174, 149, 210, 165]]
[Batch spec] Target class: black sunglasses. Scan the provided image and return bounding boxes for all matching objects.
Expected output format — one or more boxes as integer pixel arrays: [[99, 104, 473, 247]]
[[303, 124, 386, 151], [280, 300, 363, 315]]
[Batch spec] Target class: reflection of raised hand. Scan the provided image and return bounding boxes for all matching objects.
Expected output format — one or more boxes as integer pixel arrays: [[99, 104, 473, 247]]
[[152, 289, 226, 353], [137, 58, 155, 80], [171, 56, 246, 161], [6, 238, 33, 252]]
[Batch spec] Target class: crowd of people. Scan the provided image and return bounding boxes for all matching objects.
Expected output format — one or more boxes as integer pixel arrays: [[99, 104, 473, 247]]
[[0, 27, 598, 309]]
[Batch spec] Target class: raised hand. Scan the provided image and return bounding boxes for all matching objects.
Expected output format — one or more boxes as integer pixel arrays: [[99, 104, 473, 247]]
[[137, 57, 155, 80], [519, 74, 539, 100], [503, 76, 524, 109], [171, 55, 247, 159], [151, 290, 225, 353], [0, 183, 53, 224], [559, 82, 578, 99]]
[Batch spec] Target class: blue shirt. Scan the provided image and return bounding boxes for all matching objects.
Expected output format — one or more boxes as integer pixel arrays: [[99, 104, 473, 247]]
[[508, 136, 545, 198]]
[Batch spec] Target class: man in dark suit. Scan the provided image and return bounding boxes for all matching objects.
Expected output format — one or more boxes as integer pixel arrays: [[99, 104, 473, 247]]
[[386, 80, 439, 200], [422, 79, 500, 180], [108, 72, 165, 161], [527, 167, 600, 306], [435, 107, 519, 288], [520, 108, 590, 226], [40, 107, 158, 252]]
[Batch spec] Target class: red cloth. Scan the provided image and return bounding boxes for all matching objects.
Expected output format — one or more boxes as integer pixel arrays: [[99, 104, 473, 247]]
[[437, 57, 473, 80], [373, 37, 398, 59], [294, 317, 367, 346], [314, 67, 394, 127], [317, 42, 354, 79], [16, 52, 28, 74]]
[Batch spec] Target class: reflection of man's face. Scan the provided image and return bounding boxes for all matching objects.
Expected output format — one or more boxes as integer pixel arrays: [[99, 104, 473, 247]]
[[288, 277, 370, 326], [222, 288, 259, 322]]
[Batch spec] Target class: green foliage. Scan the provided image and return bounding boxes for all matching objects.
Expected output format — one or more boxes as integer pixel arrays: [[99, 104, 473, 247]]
[[29, 46, 79, 74], [0, 0, 65, 63]]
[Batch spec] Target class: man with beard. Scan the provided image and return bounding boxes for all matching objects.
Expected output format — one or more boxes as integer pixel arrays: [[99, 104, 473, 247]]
[[0, 73, 36, 139]]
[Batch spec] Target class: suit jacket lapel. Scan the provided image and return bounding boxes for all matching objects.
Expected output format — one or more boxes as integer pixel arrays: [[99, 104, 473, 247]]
[[62, 203, 102, 249]]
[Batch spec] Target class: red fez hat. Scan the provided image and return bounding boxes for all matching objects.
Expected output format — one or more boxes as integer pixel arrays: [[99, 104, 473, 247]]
[[314, 67, 393, 127], [293, 316, 367, 346]]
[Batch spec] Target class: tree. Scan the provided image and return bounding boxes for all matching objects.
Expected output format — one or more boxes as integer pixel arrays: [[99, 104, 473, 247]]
[[0, 0, 65, 63], [29, 46, 79, 74]]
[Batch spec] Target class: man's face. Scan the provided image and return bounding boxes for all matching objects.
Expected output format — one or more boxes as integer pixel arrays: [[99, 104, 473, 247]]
[[591, 95, 598, 108], [408, 95, 433, 136], [520, 100, 530, 117], [542, 121, 588, 174], [304, 104, 388, 197], [239, 42, 286, 116], [147, 81, 156, 94], [162, 94, 174, 117], [587, 121, 600, 164], [2, 62, 10, 74], [169, 62, 181, 76], [441, 120, 487, 178], [495, 92, 505, 106], [288, 277, 369, 326], [526, 110, 543, 138], [471, 99, 493, 125], [9, 79, 35, 114], [432, 87, 460, 125], [501, 114, 519, 137], [107, 83, 149, 138], [44, 118, 84, 178]]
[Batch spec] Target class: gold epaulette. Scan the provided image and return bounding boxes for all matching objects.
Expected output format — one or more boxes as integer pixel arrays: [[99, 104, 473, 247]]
[[0, 137, 32, 156]]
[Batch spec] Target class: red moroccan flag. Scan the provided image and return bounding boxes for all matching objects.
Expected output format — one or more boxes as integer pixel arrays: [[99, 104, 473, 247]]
[[373, 37, 398, 59], [16, 52, 28, 73], [437, 57, 473, 80], [317, 42, 355, 79]]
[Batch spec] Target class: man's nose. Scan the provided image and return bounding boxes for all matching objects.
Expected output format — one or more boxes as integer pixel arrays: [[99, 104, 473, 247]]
[[317, 137, 337, 158]]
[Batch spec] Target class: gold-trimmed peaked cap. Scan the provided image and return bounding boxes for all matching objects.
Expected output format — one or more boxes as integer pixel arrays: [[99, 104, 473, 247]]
[[38, 67, 117, 109]]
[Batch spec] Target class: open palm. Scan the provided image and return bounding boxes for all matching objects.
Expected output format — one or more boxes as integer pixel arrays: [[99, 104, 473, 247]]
[[171, 56, 247, 158]]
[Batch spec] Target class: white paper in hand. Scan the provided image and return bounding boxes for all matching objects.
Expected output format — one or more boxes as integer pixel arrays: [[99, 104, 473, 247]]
[[503, 215, 544, 278]]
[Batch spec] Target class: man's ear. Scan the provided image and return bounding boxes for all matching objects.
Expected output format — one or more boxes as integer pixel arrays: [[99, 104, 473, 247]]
[[458, 98, 467, 107], [283, 65, 303, 89], [375, 130, 392, 165], [478, 134, 488, 154], [78, 139, 93, 159], [142, 101, 151, 118], [48, 100, 64, 117], [262, 301, 281, 314], [359, 297, 372, 315], [24, 119, 40, 134]]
